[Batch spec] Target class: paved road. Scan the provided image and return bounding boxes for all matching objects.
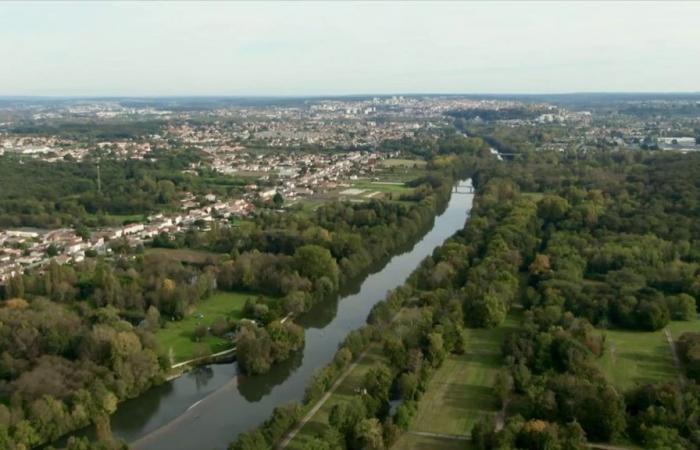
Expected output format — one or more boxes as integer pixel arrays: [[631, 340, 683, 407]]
[[588, 444, 632, 450]]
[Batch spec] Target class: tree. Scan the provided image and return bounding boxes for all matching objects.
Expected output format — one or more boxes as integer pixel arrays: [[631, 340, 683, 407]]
[[353, 418, 385, 450], [283, 291, 307, 316], [397, 372, 418, 401], [46, 244, 59, 257], [272, 192, 284, 208], [193, 324, 208, 342], [642, 426, 689, 450], [363, 365, 392, 402], [493, 369, 514, 406], [4, 274, 24, 299], [329, 397, 367, 437], [236, 323, 272, 375], [229, 429, 268, 450], [144, 305, 160, 330], [293, 245, 339, 288], [666, 294, 696, 321], [537, 195, 570, 223], [529, 253, 551, 277]]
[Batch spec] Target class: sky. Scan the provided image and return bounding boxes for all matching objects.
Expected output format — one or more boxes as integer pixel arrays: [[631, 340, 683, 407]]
[[1, 1, 699, 97]]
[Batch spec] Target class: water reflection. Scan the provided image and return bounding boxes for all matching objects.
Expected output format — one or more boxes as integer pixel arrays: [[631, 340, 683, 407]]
[[237, 349, 304, 402], [190, 366, 214, 390]]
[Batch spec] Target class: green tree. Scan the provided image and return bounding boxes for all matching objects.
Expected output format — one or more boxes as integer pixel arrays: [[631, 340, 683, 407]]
[[353, 418, 385, 450], [293, 245, 339, 288], [272, 192, 284, 208]]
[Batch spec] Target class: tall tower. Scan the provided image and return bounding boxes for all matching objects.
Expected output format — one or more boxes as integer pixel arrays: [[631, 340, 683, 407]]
[[96, 160, 102, 195]]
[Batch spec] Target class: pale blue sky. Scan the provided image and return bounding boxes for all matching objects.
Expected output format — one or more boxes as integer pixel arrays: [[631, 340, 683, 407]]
[[1, 1, 699, 96]]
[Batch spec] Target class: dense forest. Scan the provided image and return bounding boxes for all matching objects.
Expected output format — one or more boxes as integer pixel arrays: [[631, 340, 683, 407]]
[[0, 150, 204, 228], [231, 149, 700, 450], [8, 120, 166, 141]]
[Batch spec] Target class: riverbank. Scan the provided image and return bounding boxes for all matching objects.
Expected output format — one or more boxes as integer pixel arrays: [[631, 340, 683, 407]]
[[52, 178, 474, 450], [126, 179, 474, 450]]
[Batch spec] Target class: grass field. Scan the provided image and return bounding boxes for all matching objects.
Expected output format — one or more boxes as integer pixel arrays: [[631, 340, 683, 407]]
[[379, 158, 427, 169], [155, 291, 260, 363], [350, 180, 414, 195], [145, 247, 223, 265], [598, 317, 699, 389], [408, 309, 521, 437], [391, 433, 472, 450], [287, 347, 389, 450], [289, 179, 416, 216]]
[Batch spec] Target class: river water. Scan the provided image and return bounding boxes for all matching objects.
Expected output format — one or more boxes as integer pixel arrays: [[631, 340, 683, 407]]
[[87, 179, 473, 450]]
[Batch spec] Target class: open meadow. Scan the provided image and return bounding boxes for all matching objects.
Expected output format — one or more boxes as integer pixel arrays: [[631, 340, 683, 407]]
[[145, 247, 224, 265], [408, 309, 521, 437], [598, 317, 699, 389], [154, 291, 261, 363]]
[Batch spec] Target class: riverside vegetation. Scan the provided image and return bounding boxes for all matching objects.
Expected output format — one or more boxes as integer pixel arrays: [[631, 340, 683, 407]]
[[232, 149, 700, 450]]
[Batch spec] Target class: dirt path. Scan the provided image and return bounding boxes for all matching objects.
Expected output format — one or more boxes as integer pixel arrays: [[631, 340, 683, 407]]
[[588, 444, 632, 450], [664, 328, 687, 386], [406, 430, 470, 441], [494, 398, 509, 432], [278, 347, 370, 449], [278, 313, 401, 449]]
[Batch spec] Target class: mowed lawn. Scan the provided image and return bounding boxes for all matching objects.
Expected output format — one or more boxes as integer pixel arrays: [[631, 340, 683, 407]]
[[145, 247, 223, 265], [391, 433, 472, 450], [598, 317, 699, 389], [409, 309, 521, 437], [379, 158, 427, 169], [155, 291, 259, 363], [351, 180, 413, 194], [288, 347, 389, 450]]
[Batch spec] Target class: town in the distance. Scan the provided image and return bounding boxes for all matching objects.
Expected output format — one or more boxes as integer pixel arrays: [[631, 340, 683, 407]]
[[1, 94, 697, 283]]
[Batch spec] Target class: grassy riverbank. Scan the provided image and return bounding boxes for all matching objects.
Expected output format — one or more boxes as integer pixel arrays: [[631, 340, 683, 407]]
[[155, 291, 264, 363]]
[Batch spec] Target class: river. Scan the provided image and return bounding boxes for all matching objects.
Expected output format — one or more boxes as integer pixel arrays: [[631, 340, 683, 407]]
[[76, 178, 474, 450]]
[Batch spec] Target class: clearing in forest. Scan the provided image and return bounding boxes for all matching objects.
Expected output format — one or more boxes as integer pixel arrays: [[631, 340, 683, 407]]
[[598, 318, 699, 390], [407, 309, 521, 438], [154, 291, 261, 363]]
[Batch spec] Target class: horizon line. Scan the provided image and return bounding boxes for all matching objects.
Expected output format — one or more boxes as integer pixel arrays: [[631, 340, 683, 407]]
[[2, 91, 700, 100]]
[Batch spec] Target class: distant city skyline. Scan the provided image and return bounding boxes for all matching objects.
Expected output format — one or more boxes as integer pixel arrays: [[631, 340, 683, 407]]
[[1, 1, 699, 96]]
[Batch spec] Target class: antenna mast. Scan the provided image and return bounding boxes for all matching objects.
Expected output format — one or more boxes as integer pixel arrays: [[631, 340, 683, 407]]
[[96, 159, 102, 195]]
